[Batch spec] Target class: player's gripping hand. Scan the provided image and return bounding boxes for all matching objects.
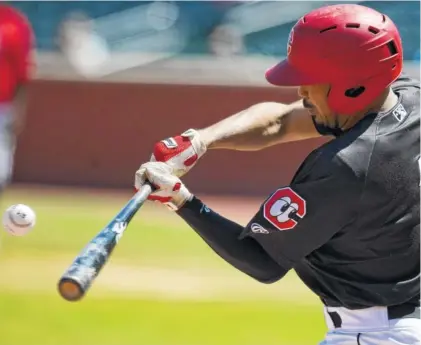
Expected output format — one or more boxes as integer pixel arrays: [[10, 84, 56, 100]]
[[148, 129, 207, 178], [136, 162, 193, 211]]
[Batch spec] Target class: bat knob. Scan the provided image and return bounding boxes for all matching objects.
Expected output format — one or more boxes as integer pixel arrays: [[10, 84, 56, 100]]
[[58, 278, 85, 302]]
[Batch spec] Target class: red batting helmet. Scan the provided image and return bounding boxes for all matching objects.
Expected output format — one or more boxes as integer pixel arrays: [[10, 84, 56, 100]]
[[0, 5, 34, 54], [265, 4, 403, 115]]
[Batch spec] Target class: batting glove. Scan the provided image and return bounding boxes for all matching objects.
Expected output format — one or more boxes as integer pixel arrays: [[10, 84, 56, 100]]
[[135, 162, 193, 211], [149, 128, 207, 178]]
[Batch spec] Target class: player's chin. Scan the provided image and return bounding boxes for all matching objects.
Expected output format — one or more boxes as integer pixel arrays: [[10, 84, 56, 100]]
[[306, 108, 317, 117], [311, 113, 331, 127]]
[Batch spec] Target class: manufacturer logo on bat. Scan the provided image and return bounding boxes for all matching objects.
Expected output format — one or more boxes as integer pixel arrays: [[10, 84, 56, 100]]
[[111, 221, 128, 242]]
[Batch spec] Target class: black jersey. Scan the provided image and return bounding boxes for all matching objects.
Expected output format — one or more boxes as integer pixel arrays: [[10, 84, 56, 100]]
[[240, 75, 420, 309]]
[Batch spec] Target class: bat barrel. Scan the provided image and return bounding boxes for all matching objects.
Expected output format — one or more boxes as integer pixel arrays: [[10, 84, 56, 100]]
[[57, 183, 153, 301], [58, 278, 85, 301]]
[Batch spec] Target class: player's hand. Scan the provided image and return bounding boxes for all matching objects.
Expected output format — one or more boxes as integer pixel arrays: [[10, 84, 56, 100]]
[[136, 162, 193, 211], [148, 128, 207, 178]]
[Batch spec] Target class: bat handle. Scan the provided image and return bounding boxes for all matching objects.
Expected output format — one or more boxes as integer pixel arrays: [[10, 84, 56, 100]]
[[134, 182, 154, 203]]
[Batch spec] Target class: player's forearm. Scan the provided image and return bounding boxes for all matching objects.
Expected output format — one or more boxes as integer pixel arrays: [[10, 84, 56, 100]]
[[176, 196, 287, 283], [197, 100, 309, 151]]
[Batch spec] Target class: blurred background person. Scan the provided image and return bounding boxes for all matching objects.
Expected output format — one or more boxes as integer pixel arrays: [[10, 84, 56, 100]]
[[56, 11, 92, 54], [208, 24, 244, 57], [0, 5, 34, 195], [56, 11, 110, 77]]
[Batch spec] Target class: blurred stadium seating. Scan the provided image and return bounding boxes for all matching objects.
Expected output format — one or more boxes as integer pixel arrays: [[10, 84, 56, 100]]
[[8, 1, 421, 61]]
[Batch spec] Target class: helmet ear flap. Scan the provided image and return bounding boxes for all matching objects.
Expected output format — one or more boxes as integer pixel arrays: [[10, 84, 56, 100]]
[[327, 82, 370, 115], [328, 69, 401, 116]]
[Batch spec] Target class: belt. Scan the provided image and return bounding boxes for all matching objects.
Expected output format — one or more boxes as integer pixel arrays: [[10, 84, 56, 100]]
[[388, 303, 420, 319], [327, 303, 420, 329]]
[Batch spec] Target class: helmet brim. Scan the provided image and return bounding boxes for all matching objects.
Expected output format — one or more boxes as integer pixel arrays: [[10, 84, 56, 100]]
[[265, 59, 319, 87]]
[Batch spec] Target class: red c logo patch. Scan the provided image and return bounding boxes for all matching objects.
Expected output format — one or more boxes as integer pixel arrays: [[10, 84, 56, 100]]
[[263, 187, 306, 231]]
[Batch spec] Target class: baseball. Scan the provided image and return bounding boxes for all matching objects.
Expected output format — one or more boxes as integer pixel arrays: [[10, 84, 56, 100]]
[[2, 204, 36, 236]]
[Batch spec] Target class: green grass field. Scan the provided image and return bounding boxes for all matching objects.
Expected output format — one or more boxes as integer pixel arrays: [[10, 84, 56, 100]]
[[0, 186, 326, 345]]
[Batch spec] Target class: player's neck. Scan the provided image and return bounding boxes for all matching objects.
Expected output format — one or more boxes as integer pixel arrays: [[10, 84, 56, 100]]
[[378, 89, 399, 113], [341, 88, 398, 130]]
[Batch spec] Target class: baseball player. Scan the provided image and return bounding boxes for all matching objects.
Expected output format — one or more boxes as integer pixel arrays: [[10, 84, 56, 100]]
[[135, 4, 420, 345], [0, 5, 34, 194]]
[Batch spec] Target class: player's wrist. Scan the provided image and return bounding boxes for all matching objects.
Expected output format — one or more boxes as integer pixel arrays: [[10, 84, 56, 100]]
[[175, 195, 202, 214], [181, 128, 208, 157], [167, 185, 194, 211], [194, 128, 215, 150]]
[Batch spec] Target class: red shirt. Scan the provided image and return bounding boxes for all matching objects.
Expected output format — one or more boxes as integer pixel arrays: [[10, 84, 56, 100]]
[[0, 5, 34, 103]]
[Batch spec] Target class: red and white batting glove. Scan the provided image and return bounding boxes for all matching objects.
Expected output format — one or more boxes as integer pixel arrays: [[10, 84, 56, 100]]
[[135, 162, 193, 211], [149, 128, 207, 178]]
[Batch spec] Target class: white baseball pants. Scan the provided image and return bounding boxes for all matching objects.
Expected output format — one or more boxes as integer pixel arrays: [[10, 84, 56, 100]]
[[0, 106, 15, 190], [318, 305, 421, 345]]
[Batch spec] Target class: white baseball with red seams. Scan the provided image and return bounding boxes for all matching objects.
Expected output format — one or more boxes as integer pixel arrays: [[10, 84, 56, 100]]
[[2, 204, 36, 236]]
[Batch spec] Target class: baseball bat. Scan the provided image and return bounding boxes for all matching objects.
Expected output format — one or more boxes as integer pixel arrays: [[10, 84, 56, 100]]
[[57, 183, 154, 302]]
